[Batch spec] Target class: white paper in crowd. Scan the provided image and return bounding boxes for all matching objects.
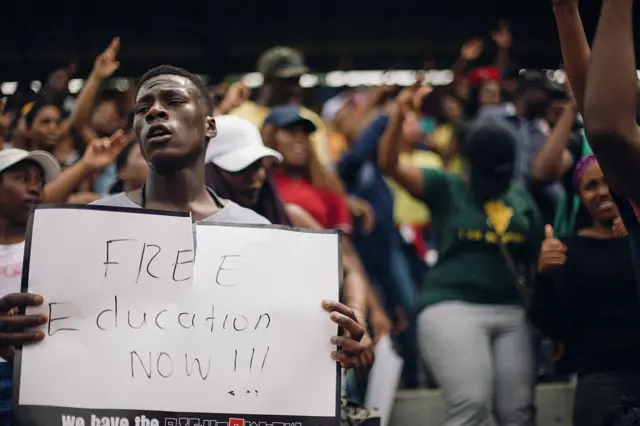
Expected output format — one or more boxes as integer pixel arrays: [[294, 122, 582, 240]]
[[365, 334, 404, 426], [16, 205, 341, 425]]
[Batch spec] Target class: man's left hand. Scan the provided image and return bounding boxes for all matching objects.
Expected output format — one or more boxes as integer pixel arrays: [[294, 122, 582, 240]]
[[322, 300, 366, 369]]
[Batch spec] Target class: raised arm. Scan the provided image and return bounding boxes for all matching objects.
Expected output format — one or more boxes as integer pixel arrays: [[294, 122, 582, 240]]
[[553, 0, 590, 113], [530, 102, 577, 182], [584, 0, 640, 204], [68, 38, 121, 144], [377, 87, 426, 199], [43, 131, 126, 203], [492, 21, 513, 70], [0, 99, 7, 150]]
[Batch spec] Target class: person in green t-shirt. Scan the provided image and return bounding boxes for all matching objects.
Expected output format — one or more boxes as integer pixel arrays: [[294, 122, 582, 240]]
[[379, 90, 543, 425]]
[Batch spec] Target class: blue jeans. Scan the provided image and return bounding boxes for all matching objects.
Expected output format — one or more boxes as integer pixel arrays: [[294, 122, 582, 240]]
[[352, 231, 420, 388], [344, 369, 368, 406], [0, 362, 12, 426]]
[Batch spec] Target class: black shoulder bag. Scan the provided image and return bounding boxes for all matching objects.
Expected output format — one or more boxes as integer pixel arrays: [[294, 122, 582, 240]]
[[494, 234, 534, 308]]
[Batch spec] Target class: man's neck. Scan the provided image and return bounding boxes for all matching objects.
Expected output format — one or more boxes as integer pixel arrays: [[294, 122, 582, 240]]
[[0, 219, 26, 245], [142, 162, 219, 220]]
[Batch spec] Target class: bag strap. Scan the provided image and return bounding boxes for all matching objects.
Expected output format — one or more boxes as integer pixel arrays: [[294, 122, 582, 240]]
[[494, 234, 526, 290], [495, 234, 532, 307]]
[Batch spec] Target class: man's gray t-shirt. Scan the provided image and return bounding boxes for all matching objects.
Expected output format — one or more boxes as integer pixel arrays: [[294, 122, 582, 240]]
[[92, 192, 270, 225]]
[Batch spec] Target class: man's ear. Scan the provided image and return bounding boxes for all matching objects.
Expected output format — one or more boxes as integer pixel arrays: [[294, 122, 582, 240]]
[[205, 116, 217, 139]]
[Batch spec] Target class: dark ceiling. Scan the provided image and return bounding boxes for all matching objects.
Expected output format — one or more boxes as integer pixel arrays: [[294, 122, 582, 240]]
[[0, 0, 635, 82]]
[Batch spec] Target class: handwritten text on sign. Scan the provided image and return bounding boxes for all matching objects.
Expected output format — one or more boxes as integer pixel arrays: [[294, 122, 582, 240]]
[[18, 207, 340, 417]]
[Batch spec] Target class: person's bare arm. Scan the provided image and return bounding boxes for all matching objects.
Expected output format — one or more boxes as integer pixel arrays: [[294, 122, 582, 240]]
[[451, 38, 483, 85], [0, 99, 8, 150], [43, 160, 95, 203], [553, 0, 590, 113], [492, 21, 512, 70], [216, 82, 250, 116], [377, 91, 425, 198], [68, 38, 121, 144], [584, 0, 640, 204], [285, 203, 368, 322], [43, 131, 126, 203], [530, 104, 577, 182]]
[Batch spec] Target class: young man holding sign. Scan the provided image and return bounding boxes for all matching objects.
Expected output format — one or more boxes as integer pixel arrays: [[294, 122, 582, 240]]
[[0, 65, 366, 372]]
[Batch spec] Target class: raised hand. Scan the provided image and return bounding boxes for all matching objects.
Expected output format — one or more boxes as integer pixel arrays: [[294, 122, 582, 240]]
[[0, 98, 9, 140], [93, 38, 121, 79], [492, 21, 513, 49], [538, 225, 567, 273], [461, 38, 484, 61], [389, 73, 425, 117], [81, 130, 127, 171], [218, 81, 251, 115]]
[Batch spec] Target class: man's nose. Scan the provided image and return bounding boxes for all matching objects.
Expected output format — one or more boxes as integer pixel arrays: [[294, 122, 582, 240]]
[[145, 102, 168, 122]]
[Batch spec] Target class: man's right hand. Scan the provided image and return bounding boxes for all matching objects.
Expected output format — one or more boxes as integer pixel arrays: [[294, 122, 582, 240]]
[[0, 293, 47, 361], [538, 225, 567, 273]]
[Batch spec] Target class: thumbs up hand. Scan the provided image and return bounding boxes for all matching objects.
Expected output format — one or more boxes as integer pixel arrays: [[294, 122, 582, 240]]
[[538, 225, 567, 273]]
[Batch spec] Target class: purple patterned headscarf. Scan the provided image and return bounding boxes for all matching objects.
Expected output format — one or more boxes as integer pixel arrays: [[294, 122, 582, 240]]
[[572, 154, 598, 188]]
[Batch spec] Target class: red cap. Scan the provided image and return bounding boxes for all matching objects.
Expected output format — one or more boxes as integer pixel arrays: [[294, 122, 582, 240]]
[[466, 66, 501, 85]]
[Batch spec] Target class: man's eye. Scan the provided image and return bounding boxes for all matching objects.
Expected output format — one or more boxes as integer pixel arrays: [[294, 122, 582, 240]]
[[168, 98, 185, 105], [135, 106, 149, 114]]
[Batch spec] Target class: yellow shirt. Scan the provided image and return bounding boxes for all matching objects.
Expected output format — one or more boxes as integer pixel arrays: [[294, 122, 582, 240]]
[[433, 124, 464, 176], [386, 151, 444, 225], [230, 102, 331, 167]]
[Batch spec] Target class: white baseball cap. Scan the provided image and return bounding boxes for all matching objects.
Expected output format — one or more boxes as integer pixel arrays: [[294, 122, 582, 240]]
[[0, 148, 61, 183], [206, 115, 283, 172]]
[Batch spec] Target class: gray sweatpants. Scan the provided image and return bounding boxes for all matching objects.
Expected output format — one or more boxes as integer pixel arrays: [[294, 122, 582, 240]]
[[418, 301, 536, 426]]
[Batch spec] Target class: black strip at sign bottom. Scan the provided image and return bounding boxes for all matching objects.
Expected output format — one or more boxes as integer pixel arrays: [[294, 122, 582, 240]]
[[15, 406, 338, 426]]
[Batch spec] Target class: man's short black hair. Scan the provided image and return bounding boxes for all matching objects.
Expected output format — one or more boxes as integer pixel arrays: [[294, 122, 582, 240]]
[[136, 65, 213, 115]]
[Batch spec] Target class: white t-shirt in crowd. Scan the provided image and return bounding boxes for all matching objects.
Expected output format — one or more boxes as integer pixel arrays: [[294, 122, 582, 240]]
[[92, 192, 270, 225], [0, 241, 25, 297], [0, 241, 25, 364]]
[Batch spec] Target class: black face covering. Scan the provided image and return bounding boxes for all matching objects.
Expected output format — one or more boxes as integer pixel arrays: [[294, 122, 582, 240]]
[[469, 167, 513, 201]]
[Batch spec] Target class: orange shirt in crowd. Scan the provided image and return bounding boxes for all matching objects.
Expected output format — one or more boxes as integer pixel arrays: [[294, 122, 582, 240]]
[[274, 172, 352, 232]]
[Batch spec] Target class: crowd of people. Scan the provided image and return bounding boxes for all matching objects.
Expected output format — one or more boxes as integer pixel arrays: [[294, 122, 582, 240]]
[[2, 0, 640, 425]]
